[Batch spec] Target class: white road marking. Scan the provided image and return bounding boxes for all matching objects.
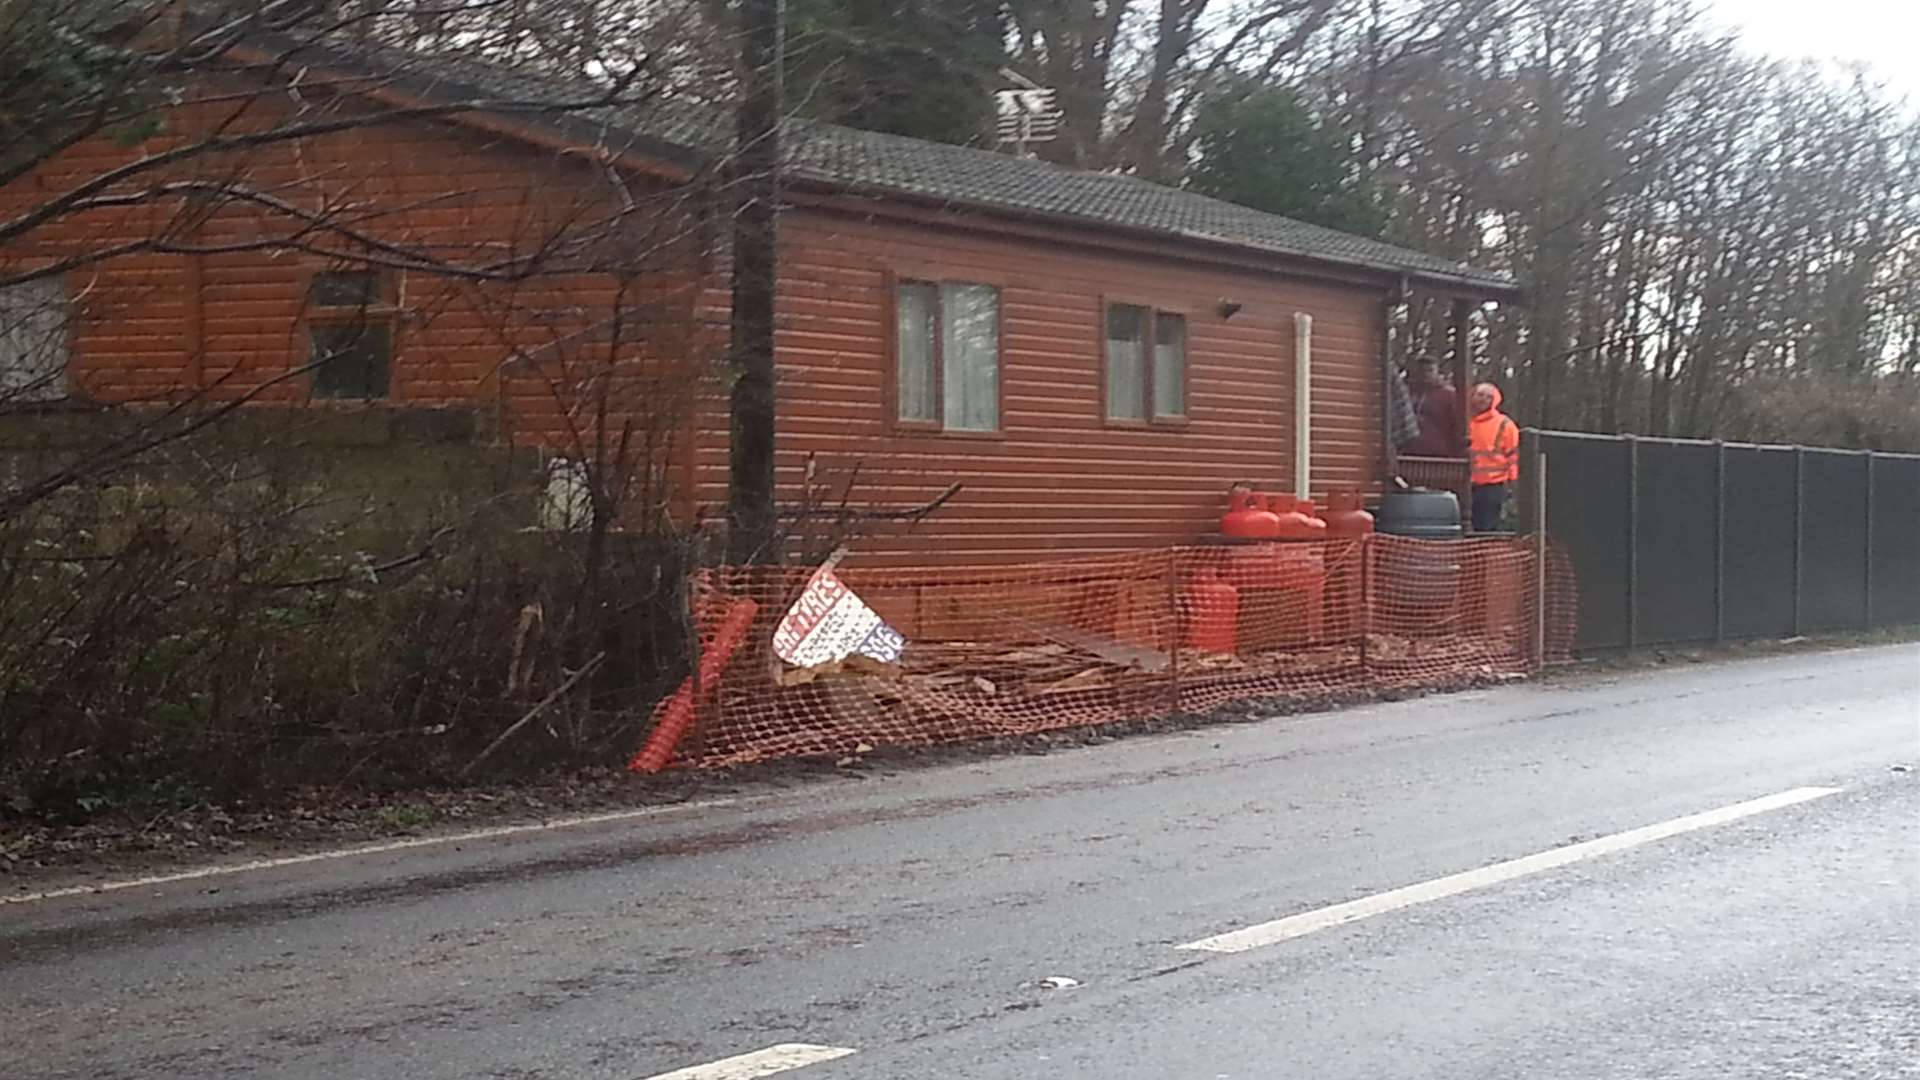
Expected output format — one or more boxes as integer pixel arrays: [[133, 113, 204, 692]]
[[1179, 785, 1842, 954], [641, 1044, 857, 1079], [2, 797, 745, 906]]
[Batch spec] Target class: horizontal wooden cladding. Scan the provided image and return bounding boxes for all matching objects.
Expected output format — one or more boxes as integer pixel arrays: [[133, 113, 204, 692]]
[[10, 78, 706, 436], [23, 67, 1393, 562], [780, 471, 1389, 515], [692, 206, 1392, 564]]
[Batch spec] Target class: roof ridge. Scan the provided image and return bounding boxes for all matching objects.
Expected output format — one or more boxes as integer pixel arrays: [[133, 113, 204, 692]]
[[239, 29, 1515, 295]]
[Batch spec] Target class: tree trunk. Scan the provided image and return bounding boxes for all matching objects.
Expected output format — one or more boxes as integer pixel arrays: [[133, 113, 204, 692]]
[[727, 0, 784, 564]]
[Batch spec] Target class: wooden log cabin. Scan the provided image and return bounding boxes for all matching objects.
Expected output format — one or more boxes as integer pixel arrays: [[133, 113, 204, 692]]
[[0, 32, 1517, 566]]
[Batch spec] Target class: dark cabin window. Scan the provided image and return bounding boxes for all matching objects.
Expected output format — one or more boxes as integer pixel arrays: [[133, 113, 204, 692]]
[[309, 270, 383, 308], [305, 270, 394, 399], [310, 322, 393, 400]]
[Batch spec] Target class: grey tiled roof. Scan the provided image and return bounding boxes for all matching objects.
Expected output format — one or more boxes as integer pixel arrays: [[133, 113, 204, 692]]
[[270, 38, 1516, 294], [778, 123, 1514, 292]]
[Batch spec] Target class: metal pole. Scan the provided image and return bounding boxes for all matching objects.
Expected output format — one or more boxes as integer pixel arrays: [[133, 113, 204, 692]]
[[1792, 446, 1805, 636], [1863, 451, 1876, 630], [1523, 429, 1542, 533], [1166, 552, 1183, 717], [1379, 290, 1400, 483], [1359, 533, 1373, 671], [1451, 298, 1474, 522], [1533, 449, 1549, 671], [1625, 434, 1639, 652], [1713, 441, 1726, 644]]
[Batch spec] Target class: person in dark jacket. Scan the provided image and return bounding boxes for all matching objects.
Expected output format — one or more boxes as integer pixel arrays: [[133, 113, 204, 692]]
[[1401, 356, 1464, 458]]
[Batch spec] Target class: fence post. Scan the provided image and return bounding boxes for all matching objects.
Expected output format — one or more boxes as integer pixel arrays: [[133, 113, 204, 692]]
[[1159, 545, 1175, 714], [1792, 446, 1805, 636], [1863, 451, 1876, 630], [1522, 429, 1542, 533], [1533, 449, 1549, 671], [1625, 434, 1639, 651], [1713, 440, 1726, 643], [1358, 534, 1373, 672]]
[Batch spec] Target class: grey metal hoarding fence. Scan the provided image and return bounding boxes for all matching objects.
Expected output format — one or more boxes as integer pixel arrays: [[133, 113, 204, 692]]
[[1523, 430, 1920, 652]]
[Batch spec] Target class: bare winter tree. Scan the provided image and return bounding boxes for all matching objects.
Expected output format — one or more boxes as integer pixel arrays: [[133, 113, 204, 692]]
[[1283, 0, 1920, 447], [0, 0, 759, 805], [1002, 0, 1347, 176], [0, 0, 733, 507]]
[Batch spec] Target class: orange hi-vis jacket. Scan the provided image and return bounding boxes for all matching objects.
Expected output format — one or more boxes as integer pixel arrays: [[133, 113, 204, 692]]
[[1470, 383, 1520, 487]]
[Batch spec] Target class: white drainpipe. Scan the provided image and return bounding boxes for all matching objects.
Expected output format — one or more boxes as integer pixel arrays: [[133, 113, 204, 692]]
[[1294, 312, 1313, 500]]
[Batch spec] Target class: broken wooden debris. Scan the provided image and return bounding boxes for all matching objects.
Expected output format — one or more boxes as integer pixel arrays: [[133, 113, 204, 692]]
[[1002, 616, 1171, 672]]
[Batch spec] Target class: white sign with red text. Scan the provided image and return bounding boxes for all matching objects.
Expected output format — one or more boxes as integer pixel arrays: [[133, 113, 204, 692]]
[[772, 563, 906, 668]]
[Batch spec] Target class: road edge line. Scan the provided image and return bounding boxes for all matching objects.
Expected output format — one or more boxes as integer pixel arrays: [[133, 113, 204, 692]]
[[3, 797, 746, 906]]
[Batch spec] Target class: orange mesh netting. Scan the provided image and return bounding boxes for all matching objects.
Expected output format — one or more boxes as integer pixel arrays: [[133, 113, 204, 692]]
[[637, 536, 1579, 771]]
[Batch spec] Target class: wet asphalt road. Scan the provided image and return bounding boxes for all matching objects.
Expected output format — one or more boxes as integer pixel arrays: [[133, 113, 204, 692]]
[[3, 644, 1917, 1079]]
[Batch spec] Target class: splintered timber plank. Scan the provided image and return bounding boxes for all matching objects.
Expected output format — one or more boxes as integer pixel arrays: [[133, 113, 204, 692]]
[[1001, 616, 1171, 673]]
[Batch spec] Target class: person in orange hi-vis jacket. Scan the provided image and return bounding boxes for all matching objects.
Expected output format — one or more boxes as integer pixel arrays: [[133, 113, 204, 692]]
[[1469, 381, 1520, 532]]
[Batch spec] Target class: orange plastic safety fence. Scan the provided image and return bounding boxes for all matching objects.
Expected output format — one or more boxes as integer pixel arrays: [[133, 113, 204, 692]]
[[652, 536, 1578, 770]]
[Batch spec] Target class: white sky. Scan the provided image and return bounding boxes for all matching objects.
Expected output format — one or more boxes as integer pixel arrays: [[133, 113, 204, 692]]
[[1709, 0, 1918, 101]]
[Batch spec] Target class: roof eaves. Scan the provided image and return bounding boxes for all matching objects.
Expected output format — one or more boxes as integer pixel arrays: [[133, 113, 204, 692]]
[[1158, 224, 1521, 300], [217, 32, 715, 177], [786, 168, 1521, 300], [219, 31, 1519, 298]]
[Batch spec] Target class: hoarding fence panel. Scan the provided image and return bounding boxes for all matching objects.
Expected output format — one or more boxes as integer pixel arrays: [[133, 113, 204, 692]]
[[1532, 433, 1632, 650], [1530, 431, 1919, 652], [1632, 439, 1720, 646], [1721, 444, 1799, 639], [1870, 455, 1920, 627], [1799, 450, 1871, 633]]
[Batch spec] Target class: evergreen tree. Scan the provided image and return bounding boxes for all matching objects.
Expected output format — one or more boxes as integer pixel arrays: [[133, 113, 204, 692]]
[[1187, 84, 1385, 237], [0, 1, 166, 174]]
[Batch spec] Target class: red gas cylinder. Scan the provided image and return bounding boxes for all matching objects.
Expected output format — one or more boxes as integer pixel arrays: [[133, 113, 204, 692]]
[[1180, 570, 1239, 654], [1273, 496, 1329, 541], [1323, 490, 1375, 536], [1295, 498, 1330, 530], [1224, 542, 1329, 651], [1222, 487, 1281, 539], [1225, 545, 1282, 589]]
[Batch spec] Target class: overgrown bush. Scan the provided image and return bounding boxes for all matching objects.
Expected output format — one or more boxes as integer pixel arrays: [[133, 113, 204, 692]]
[[0, 408, 691, 821], [1725, 372, 1920, 453]]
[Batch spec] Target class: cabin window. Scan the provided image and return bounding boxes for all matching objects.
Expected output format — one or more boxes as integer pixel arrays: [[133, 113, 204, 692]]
[[541, 457, 592, 531], [305, 269, 396, 399], [895, 279, 1000, 432], [0, 276, 69, 403], [1105, 304, 1186, 422], [1154, 312, 1187, 418], [895, 282, 938, 423]]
